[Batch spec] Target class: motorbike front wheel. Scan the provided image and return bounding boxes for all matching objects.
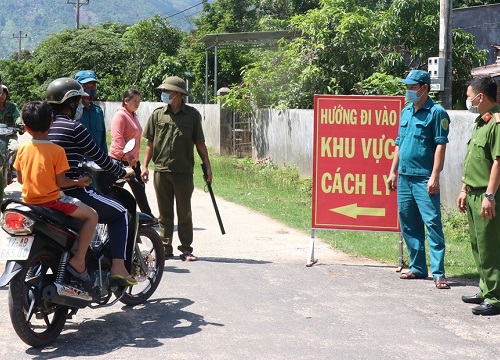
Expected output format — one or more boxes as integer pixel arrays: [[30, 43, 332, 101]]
[[118, 227, 165, 305], [8, 249, 68, 347]]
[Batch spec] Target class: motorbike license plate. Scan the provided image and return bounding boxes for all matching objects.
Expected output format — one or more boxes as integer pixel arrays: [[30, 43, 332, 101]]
[[0, 236, 34, 260]]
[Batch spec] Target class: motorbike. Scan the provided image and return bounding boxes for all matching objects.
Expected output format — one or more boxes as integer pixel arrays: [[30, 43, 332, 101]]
[[0, 123, 24, 189], [0, 139, 165, 347]]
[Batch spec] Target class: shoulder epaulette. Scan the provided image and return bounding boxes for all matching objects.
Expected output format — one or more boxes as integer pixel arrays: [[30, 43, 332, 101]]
[[494, 113, 500, 124]]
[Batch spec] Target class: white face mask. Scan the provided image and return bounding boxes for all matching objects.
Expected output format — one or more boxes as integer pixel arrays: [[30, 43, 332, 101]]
[[466, 93, 480, 114], [74, 102, 84, 120]]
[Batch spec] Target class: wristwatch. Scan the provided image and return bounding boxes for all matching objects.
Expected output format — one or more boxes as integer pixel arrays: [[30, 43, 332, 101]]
[[485, 193, 495, 201]]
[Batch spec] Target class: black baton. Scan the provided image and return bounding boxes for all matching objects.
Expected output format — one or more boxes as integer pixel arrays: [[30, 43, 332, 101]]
[[201, 163, 226, 235]]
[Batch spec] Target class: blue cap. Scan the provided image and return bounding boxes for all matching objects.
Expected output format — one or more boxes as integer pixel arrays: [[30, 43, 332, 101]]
[[74, 70, 99, 84], [400, 70, 430, 85]]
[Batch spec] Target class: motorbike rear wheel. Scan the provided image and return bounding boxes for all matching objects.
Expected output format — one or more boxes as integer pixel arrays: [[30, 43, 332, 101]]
[[8, 249, 68, 347], [118, 227, 165, 305]]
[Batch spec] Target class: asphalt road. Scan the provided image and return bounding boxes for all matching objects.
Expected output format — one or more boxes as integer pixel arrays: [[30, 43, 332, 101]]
[[0, 135, 499, 359]]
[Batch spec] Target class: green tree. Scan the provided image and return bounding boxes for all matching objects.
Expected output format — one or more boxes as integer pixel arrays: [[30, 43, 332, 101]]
[[140, 53, 185, 101], [228, 0, 380, 108], [0, 59, 38, 106], [9, 50, 33, 62], [352, 72, 404, 96], [32, 23, 129, 99], [377, 0, 440, 75], [451, 29, 488, 108], [227, 0, 487, 109], [122, 15, 185, 89]]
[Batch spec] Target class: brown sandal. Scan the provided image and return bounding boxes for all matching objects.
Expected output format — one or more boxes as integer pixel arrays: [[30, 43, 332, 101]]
[[434, 277, 450, 289], [400, 271, 427, 280]]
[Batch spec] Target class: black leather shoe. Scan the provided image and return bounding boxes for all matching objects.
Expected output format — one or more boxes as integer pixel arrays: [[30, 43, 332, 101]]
[[472, 302, 500, 316], [462, 293, 484, 304]]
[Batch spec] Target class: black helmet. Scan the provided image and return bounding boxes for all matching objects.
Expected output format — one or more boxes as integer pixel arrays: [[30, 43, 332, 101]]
[[1, 85, 9, 100], [46, 77, 88, 104]]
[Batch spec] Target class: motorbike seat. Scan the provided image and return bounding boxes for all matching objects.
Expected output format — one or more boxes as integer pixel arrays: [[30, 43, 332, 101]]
[[2, 199, 83, 231]]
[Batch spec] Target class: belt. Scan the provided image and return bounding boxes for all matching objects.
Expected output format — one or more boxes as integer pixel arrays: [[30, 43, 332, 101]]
[[465, 185, 487, 193]]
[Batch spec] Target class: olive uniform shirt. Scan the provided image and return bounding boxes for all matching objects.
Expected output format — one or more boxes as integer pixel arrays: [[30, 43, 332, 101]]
[[142, 103, 205, 173], [462, 105, 500, 188], [0, 101, 21, 127]]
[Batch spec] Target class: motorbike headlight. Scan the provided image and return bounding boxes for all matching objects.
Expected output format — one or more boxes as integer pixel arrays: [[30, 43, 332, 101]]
[[1, 211, 34, 235]]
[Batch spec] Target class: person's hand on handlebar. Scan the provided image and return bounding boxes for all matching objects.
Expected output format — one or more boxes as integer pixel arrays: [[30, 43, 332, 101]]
[[123, 166, 135, 179], [77, 175, 92, 187], [126, 155, 138, 168]]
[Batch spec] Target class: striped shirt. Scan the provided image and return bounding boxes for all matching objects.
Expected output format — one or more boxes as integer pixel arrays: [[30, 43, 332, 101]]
[[48, 114, 125, 180]]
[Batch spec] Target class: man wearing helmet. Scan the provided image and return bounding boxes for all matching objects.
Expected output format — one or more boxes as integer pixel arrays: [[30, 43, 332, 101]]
[[141, 75, 212, 262], [0, 80, 23, 198], [46, 77, 137, 285]]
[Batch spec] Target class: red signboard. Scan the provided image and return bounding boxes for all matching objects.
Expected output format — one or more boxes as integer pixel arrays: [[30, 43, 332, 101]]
[[312, 95, 405, 232]]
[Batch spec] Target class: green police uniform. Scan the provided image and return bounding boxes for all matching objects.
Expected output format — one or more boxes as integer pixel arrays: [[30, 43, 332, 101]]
[[462, 105, 500, 308], [143, 103, 205, 255], [0, 101, 22, 198]]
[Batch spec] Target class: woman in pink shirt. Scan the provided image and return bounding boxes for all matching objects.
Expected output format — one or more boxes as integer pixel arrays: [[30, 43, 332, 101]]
[[110, 89, 156, 221]]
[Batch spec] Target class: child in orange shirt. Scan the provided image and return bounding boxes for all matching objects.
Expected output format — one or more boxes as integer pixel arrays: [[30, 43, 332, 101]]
[[14, 101, 98, 283]]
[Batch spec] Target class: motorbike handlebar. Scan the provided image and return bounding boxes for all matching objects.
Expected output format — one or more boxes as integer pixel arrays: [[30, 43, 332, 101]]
[[0, 125, 24, 137]]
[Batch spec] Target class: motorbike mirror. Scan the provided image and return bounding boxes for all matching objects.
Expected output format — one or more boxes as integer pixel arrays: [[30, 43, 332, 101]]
[[123, 139, 136, 154]]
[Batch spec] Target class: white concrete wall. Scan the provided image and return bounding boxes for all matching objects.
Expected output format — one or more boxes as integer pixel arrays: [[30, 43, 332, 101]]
[[96, 101, 221, 151], [97, 101, 478, 209], [252, 108, 477, 209]]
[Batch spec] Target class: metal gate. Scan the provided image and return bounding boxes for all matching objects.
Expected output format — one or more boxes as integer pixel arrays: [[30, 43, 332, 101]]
[[232, 112, 252, 157]]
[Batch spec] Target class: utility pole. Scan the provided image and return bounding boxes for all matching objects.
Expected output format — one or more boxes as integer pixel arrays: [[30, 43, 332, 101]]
[[12, 31, 27, 61], [439, 0, 453, 109], [67, 0, 90, 29]]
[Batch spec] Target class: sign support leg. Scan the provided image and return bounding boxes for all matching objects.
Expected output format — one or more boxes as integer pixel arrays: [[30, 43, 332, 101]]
[[306, 229, 318, 267], [396, 233, 404, 272]]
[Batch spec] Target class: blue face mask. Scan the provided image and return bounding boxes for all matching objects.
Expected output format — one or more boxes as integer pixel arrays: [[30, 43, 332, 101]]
[[84, 88, 97, 101], [405, 89, 421, 104], [161, 92, 172, 104]]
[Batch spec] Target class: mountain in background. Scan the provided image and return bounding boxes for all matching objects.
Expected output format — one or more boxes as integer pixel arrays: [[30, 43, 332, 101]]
[[0, 0, 205, 59]]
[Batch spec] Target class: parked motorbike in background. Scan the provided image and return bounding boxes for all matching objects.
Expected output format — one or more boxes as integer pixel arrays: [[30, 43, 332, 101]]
[[0, 139, 164, 347]]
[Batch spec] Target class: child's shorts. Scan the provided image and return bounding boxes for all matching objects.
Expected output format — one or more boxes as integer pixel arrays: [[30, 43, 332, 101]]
[[38, 195, 81, 215]]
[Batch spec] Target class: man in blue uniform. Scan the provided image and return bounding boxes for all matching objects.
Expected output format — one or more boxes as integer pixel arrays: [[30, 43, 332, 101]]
[[74, 70, 108, 152], [387, 70, 451, 289]]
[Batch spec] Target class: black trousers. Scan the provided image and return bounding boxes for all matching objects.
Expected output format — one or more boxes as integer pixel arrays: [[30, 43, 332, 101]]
[[117, 159, 154, 217]]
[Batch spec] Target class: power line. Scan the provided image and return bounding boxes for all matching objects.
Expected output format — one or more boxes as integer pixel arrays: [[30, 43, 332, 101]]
[[165, 1, 205, 19]]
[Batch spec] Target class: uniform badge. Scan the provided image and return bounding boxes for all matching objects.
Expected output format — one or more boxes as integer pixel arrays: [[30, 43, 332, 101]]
[[441, 118, 450, 130], [494, 113, 500, 124], [484, 113, 492, 122], [441, 118, 449, 130]]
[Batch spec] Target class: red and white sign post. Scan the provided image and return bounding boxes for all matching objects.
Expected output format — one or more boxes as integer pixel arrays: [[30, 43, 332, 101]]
[[308, 95, 405, 266]]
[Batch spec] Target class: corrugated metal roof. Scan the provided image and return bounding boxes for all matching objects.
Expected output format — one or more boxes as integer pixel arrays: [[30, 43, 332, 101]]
[[471, 63, 500, 78]]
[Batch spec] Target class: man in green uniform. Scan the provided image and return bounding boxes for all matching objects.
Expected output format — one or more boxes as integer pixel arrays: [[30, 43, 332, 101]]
[[458, 76, 500, 316], [141, 76, 212, 261], [0, 82, 23, 199]]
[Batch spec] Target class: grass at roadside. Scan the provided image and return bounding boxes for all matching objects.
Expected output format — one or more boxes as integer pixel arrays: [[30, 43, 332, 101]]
[[191, 153, 477, 279]]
